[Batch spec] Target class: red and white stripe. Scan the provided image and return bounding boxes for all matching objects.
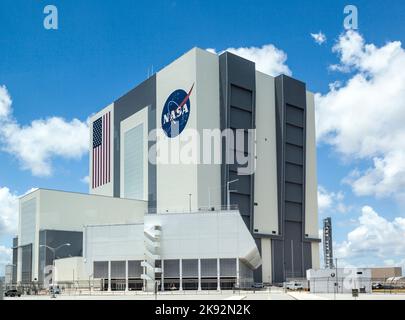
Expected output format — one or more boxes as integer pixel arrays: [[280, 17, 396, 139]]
[[92, 112, 111, 188]]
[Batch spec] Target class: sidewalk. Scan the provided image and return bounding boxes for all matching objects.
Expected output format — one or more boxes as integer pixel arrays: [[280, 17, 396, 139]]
[[287, 291, 328, 300]]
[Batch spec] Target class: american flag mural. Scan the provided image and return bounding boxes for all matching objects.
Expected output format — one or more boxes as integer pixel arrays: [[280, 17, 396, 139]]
[[92, 112, 111, 188]]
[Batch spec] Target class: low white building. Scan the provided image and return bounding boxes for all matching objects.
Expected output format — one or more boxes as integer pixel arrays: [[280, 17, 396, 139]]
[[306, 268, 372, 294], [16, 189, 146, 286], [83, 209, 261, 291]]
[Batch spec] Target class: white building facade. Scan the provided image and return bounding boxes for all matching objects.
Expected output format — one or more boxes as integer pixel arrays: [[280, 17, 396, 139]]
[[15, 189, 145, 286], [89, 48, 320, 283], [83, 210, 261, 291]]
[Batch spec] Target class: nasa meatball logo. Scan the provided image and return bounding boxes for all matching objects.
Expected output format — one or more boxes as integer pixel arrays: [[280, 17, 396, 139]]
[[161, 83, 194, 138]]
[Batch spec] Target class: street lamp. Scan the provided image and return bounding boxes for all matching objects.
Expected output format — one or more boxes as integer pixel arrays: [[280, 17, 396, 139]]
[[39, 243, 71, 297], [227, 179, 239, 210]]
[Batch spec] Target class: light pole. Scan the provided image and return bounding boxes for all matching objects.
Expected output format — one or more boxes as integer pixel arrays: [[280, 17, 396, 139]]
[[40, 243, 71, 298], [335, 258, 338, 297], [227, 179, 239, 210]]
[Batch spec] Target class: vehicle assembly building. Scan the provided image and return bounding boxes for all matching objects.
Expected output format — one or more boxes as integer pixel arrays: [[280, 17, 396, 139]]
[[12, 48, 320, 291]]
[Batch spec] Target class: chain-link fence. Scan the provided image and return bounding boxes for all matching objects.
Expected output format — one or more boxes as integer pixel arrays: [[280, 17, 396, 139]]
[[307, 277, 405, 294]]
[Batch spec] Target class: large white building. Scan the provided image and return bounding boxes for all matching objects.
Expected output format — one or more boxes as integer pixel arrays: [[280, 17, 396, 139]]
[[12, 47, 320, 291]]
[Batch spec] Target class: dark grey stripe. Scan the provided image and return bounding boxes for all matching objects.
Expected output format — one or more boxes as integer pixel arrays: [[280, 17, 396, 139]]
[[113, 76, 157, 208], [218, 51, 256, 231]]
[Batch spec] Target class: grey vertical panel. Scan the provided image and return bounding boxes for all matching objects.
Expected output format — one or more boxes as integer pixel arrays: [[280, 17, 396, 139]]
[[285, 202, 302, 222], [285, 183, 303, 203], [286, 104, 304, 127], [253, 238, 262, 283], [38, 231, 46, 284], [272, 240, 284, 282], [285, 144, 303, 165], [220, 258, 237, 277], [113, 76, 156, 208], [201, 259, 217, 277], [111, 261, 126, 278], [94, 261, 108, 279], [274, 75, 309, 282], [284, 221, 303, 278], [12, 237, 18, 284], [182, 259, 198, 278], [219, 52, 255, 232], [303, 242, 312, 274], [164, 259, 180, 278], [128, 260, 143, 278], [285, 163, 303, 184], [21, 244, 32, 283]]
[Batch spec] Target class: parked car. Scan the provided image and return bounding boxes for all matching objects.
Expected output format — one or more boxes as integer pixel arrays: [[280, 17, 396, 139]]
[[372, 283, 383, 289], [5, 289, 22, 297], [252, 283, 264, 289], [284, 281, 304, 291]]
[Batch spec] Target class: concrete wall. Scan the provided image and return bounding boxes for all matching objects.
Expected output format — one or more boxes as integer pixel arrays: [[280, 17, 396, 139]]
[[195, 49, 221, 209], [253, 71, 278, 235], [83, 210, 262, 278], [305, 92, 318, 239], [36, 190, 145, 230], [54, 257, 87, 283], [156, 48, 198, 211], [156, 48, 221, 211]]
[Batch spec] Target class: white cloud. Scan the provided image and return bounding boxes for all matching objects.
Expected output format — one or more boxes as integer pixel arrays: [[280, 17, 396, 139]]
[[0, 85, 12, 118], [0, 187, 18, 237], [0, 186, 37, 238], [81, 175, 89, 184], [207, 44, 292, 76], [318, 186, 348, 214], [0, 245, 12, 276], [335, 206, 405, 267], [311, 32, 327, 45], [316, 30, 405, 200], [0, 86, 89, 176]]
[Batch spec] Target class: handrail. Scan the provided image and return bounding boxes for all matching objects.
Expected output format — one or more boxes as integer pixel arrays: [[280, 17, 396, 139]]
[[146, 204, 239, 215]]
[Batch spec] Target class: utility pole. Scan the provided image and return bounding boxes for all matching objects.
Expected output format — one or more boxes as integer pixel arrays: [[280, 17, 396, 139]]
[[40, 243, 71, 298], [291, 240, 294, 278], [335, 258, 338, 295]]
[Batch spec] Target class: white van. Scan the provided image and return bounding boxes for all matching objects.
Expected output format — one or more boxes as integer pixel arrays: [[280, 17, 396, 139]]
[[284, 281, 304, 291]]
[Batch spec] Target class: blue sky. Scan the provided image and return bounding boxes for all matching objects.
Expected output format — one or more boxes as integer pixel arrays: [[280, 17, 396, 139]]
[[1, 0, 405, 273]]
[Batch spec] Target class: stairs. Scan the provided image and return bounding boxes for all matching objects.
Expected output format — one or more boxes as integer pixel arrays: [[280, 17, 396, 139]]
[[142, 225, 162, 291]]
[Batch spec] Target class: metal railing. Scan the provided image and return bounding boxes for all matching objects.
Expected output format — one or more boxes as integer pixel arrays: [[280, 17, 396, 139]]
[[146, 205, 239, 215]]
